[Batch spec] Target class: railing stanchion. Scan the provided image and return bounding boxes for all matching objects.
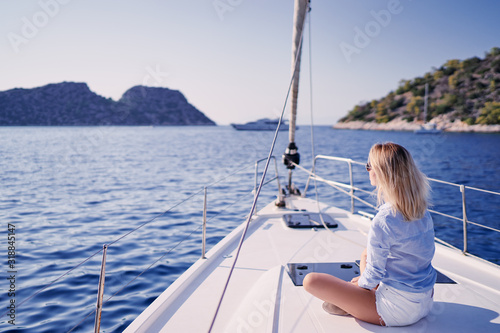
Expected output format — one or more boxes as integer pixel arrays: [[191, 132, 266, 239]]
[[273, 157, 282, 196], [94, 244, 108, 333], [254, 161, 259, 213], [201, 187, 208, 259], [348, 161, 354, 214], [460, 185, 468, 254]]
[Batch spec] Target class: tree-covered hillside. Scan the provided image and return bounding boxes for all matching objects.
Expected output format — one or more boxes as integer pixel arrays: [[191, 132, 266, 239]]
[[339, 47, 500, 125]]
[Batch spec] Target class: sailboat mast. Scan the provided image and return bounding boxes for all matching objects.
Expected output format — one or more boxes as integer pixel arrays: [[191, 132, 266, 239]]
[[283, 0, 308, 194], [289, 0, 308, 143]]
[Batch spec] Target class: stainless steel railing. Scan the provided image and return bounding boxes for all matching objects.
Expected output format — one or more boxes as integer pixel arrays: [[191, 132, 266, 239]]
[[298, 155, 500, 256], [91, 156, 282, 331], [426, 178, 500, 254], [7, 156, 282, 333], [301, 155, 377, 213], [199, 157, 282, 259], [9, 154, 498, 332]]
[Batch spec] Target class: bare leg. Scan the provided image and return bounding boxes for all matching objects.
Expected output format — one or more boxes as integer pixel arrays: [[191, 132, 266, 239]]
[[303, 272, 384, 326]]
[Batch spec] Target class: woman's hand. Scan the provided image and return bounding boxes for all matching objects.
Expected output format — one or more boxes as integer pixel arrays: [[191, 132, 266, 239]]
[[360, 248, 367, 274], [350, 276, 360, 286]]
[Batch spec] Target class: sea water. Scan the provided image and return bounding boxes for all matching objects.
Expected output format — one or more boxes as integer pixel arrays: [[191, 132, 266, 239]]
[[0, 126, 499, 332]]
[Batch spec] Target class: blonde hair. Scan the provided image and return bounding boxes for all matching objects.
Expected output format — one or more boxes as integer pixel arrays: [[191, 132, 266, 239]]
[[368, 142, 430, 221]]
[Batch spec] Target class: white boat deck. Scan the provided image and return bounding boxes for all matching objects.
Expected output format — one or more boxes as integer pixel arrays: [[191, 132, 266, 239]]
[[125, 196, 500, 332]]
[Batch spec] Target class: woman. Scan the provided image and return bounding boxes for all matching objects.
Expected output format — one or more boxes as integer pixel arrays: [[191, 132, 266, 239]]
[[303, 142, 436, 326]]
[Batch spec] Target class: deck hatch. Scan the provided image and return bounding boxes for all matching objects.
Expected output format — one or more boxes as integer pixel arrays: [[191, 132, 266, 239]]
[[282, 213, 338, 229], [288, 262, 456, 286], [288, 262, 359, 286]]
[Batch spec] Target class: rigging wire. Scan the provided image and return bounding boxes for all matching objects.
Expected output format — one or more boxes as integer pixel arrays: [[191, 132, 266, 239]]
[[107, 189, 204, 247], [0, 191, 200, 320], [108, 161, 255, 247], [305, 4, 335, 234], [0, 247, 104, 320], [207, 2, 311, 331], [107, 188, 255, 300], [304, 6, 330, 230], [294, 162, 378, 211], [67, 186, 256, 332], [0, 162, 256, 322], [67, 182, 257, 331], [304, 8, 375, 237], [299, 3, 350, 233]]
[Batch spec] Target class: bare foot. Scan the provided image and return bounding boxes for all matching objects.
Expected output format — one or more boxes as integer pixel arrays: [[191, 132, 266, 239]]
[[322, 302, 349, 316]]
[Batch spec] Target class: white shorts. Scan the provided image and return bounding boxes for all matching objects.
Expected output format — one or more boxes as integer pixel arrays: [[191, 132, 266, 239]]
[[375, 282, 433, 327]]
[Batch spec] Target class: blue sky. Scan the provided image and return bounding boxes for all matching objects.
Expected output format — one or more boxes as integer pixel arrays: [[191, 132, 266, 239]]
[[1, 0, 499, 125]]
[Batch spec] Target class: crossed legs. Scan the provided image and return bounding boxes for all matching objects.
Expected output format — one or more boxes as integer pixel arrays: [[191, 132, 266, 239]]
[[302, 248, 385, 326], [303, 273, 383, 325]]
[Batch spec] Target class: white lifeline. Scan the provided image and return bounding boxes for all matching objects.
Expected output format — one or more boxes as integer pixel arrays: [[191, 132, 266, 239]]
[[124, 195, 500, 332]]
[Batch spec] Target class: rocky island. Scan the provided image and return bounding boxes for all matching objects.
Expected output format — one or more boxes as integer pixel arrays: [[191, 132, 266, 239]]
[[0, 82, 216, 126], [335, 47, 500, 132]]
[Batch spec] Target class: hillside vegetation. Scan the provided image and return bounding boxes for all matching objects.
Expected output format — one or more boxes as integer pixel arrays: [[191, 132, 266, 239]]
[[339, 47, 500, 126], [0, 82, 215, 126]]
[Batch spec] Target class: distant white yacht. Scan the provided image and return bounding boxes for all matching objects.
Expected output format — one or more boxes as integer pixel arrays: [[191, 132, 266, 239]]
[[231, 118, 296, 131], [414, 122, 442, 134]]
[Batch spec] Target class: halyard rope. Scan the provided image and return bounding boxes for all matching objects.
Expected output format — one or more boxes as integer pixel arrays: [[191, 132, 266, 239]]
[[207, 2, 311, 331], [304, 7, 369, 240]]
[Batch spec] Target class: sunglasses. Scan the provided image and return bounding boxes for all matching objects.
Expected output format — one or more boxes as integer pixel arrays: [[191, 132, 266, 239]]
[[366, 162, 372, 172]]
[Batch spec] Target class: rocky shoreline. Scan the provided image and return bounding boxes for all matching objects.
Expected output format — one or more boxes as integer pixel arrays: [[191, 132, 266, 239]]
[[334, 115, 500, 133]]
